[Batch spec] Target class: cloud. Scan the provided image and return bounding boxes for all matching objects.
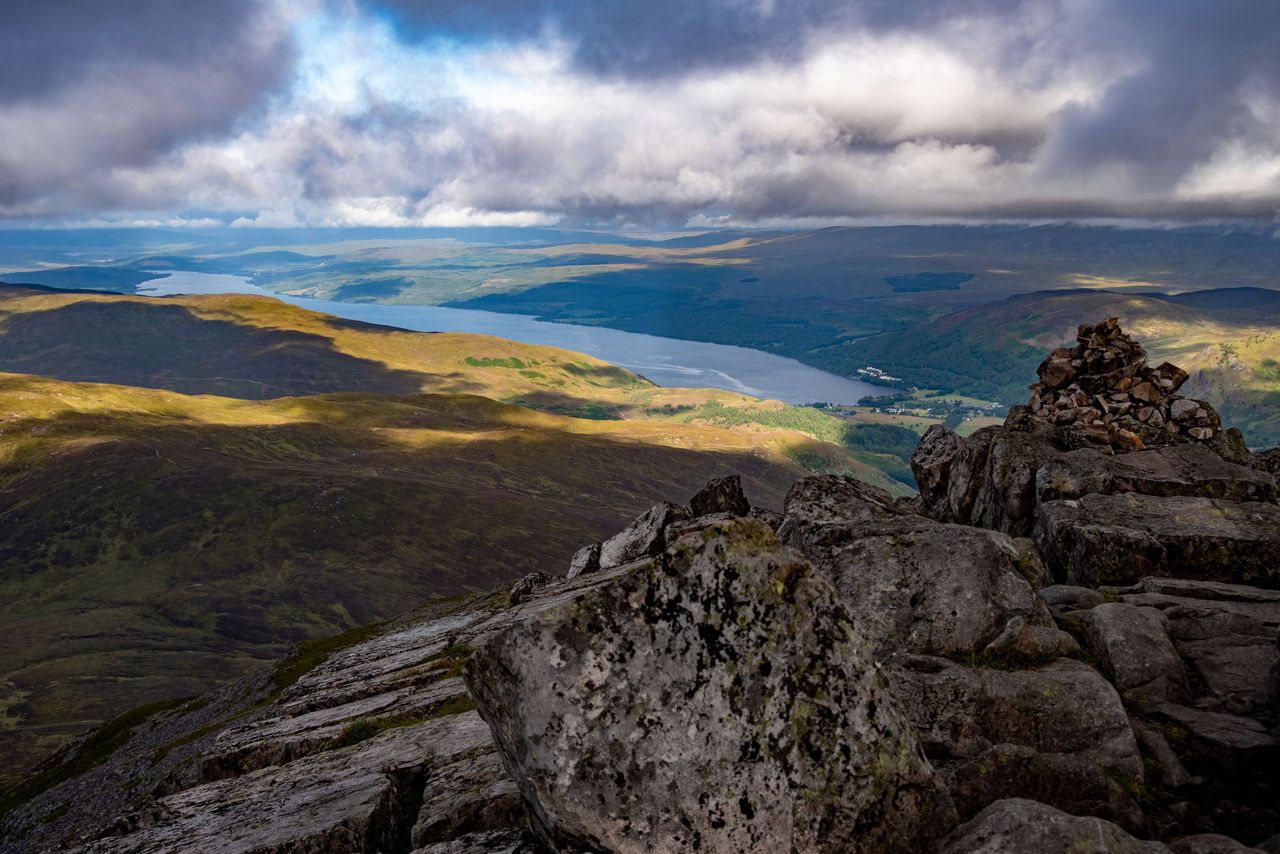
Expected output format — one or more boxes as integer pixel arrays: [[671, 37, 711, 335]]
[[2, 0, 1279, 226], [0, 0, 296, 217]]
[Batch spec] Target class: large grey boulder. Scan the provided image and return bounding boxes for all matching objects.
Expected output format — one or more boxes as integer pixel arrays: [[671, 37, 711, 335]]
[[887, 656, 1146, 828], [565, 542, 601, 579], [1115, 579, 1280, 716], [597, 501, 690, 569], [1078, 603, 1191, 705], [942, 798, 1169, 853], [922, 422, 1064, 536], [465, 518, 958, 854], [1036, 494, 1280, 588], [779, 476, 1054, 658], [919, 419, 1278, 547], [1036, 444, 1277, 506]]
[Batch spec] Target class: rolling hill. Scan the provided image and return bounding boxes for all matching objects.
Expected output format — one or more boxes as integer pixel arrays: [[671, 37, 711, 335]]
[[0, 284, 910, 788], [0, 375, 838, 788]]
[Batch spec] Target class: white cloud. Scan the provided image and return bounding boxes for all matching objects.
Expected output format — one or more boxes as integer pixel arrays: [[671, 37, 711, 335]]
[[3, 0, 1278, 225]]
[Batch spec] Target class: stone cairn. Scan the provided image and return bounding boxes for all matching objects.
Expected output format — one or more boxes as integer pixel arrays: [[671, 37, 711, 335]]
[[1026, 317, 1220, 452]]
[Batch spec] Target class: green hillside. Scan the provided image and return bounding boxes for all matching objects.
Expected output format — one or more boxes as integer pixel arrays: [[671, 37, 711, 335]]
[[0, 374, 834, 787], [827, 288, 1280, 446], [0, 285, 915, 787]]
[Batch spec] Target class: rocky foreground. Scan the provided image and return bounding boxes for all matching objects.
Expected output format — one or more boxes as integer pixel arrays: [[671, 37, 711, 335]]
[[3, 323, 1280, 853]]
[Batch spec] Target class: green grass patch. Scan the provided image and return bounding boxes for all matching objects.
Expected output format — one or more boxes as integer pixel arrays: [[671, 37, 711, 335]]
[[428, 696, 475, 718], [465, 356, 526, 369], [327, 695, 476, 749]]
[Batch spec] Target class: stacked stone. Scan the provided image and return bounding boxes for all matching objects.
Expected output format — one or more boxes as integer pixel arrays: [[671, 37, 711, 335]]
[[1026, 317, 1220, 452]]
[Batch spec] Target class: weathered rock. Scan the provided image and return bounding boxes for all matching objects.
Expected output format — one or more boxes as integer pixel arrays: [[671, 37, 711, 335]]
[[1253, 448, 1280, 476], [565, 542, 601, 579], [1078, 603, 1191, 705], [912, 424, 967, 506], [597, 501, 690, 569], [411, 751, 523, 848], [748, 505, 783, 531], [943, 798, 1167, 853], [1169, 834, 1263, 853], [1036, 444, 1277, 506], [689, 473, 750, 517], [1039, 584, 1106, 618], [779, 479, 1053, 657], [1147, 703, 1278, 775], [663, 510, 739, 543], [73, 715, 497, 854], [982, 617, 1081, 664], [1131, 719, 1194, 789], [1206, 428, 1253, 468], [508, 571, 553, 605], [1011, 537, 1054, 590], [466, 518, 958, 853], [1036, 494, 1280, 588], [412, 829, 533, 853], [888, 656, 1146, 828], [774, 474, 900, 544]]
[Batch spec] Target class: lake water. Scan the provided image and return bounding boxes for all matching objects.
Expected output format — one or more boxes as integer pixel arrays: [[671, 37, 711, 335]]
[[137, 271, 889, 405]]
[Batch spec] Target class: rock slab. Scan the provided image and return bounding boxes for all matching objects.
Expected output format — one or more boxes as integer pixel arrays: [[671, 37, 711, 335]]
[[466, 518, 957, 853]]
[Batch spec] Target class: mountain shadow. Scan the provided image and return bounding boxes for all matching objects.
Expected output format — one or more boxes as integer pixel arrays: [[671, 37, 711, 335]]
[[0, 298, 429, 398]]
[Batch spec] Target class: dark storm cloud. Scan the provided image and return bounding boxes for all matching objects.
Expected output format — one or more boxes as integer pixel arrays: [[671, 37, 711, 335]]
[[0, 0, 295, 214], [1042, 0, 1280, 188]]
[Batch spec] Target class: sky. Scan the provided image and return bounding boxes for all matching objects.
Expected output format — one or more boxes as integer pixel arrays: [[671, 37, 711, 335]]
[[1, 0, 1278, 229]]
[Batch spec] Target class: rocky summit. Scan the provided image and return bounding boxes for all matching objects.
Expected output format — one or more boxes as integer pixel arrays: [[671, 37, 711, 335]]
[[3, 327, 1280, 854], [1028, 317, 1221, 451]]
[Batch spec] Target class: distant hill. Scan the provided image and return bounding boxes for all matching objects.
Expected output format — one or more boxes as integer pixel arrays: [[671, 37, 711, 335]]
[[829, 287, 1280, 445]]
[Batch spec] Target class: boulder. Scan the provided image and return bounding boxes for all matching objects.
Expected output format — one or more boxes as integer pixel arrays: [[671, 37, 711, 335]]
[[748, 506, 783, 531], [981, 617, 1081, 665], [912, 424, 967, 507], [1111, 578, 1280, 715], [887, 656, 1146, 827], [508, 571, 553, 606], [1011, 537, 1054, 590], [689, 474, 750, 517], [1077, 603, 1191, 705], [465, 518, 958, 854], [1036, 494, 1280, 588], [1036, 444, 1277, 506], [597, 501, 690, 569], [943, 798, 1168, 854], [1169, 835, 1264, 853], [413, 829, 533, 853], [565, 542, 601, 579], [774, 474, 900, 545], [779, 480, 1053, 658], [1039, 584, 1106, 618]]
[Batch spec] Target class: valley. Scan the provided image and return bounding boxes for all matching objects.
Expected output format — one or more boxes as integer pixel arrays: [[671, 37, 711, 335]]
[[0, 284, 903, 787]]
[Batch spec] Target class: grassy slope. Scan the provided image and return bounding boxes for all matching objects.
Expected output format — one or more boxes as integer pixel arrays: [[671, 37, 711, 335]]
[[0, 284, 909, 486], [0, 374, 841, 787]]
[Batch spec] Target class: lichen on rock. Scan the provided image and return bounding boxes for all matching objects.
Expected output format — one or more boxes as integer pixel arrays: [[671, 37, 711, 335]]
[[465, 518, 958, 853]]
